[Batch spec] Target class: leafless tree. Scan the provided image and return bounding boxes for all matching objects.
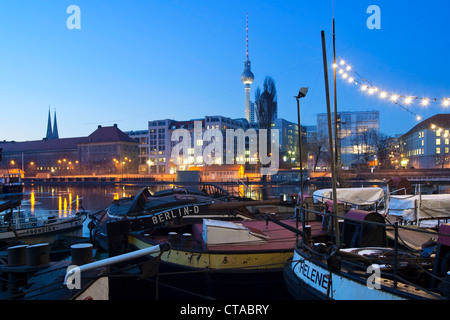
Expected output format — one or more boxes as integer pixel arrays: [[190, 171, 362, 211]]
[[255, 76, 278, 182], [373, 132, 391, 168], [307, 135, 330, 172], [255, 76, 277, 130]]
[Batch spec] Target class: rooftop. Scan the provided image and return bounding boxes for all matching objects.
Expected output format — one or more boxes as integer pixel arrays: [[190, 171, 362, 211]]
[[401, 114, 450, 139], [0, 124, 136, 153], [83, 124, 136, 144]]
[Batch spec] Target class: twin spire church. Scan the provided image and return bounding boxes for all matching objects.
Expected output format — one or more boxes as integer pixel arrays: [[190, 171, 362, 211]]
[[45, 109, 59, 140]]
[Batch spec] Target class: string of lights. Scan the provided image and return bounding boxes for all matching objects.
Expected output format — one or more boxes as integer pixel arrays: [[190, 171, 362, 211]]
[[334, 57, 450, 133], [335, 57, 449, 106]]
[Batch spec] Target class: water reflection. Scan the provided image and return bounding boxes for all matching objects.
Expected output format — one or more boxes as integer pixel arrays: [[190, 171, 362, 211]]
[[22, 184, 145, 218]]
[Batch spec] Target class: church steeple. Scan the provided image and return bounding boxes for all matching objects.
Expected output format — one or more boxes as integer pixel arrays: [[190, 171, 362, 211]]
[[45, 108, 59, 140], [52, 109, 59, 139], [46, 108, 53, 139]]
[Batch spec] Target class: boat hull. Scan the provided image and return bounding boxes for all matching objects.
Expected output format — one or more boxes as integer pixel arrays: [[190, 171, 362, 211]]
[[285, 245, 439, 300], [0, 215, 84, 244], [128, 234, 294, 300]]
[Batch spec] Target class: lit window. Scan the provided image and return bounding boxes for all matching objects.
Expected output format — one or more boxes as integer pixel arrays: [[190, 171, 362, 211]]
[[436, 139, 441, 145], [446, 148, 449, 154], [436, 148, 441, 154], [422, 140, 424, 146], [446, 139, 449, 145]]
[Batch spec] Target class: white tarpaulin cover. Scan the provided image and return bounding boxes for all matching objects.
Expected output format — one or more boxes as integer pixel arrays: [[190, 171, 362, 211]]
[[388, 194, 450, 222], [202, 219, 269, 245], [312, 187, 385, 205]]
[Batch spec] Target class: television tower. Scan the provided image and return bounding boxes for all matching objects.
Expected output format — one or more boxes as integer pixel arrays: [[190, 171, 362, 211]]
[[241, 13, 254, 122]]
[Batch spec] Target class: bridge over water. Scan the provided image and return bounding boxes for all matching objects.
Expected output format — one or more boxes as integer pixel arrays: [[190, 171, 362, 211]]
[[354, 168, 450, 183]]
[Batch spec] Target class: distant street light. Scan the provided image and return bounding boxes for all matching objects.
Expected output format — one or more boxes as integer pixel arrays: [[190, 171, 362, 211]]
[[295, 87, 308, 199], [295, 87, 308, 244]]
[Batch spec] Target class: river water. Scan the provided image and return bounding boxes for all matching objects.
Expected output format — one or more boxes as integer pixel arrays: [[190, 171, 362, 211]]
[[19, 183, 154, 237], [18, 182, 305, 238]]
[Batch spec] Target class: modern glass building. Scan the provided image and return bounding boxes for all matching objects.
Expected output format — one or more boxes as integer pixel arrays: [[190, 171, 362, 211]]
[[316, 110, 380, 168]]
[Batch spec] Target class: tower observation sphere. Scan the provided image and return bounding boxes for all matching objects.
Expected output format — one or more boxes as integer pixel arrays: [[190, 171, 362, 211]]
[[241, 61, 254, 85]]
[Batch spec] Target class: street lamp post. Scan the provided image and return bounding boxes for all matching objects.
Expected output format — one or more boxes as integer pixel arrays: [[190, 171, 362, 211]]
[[295, 87, 308, 243]]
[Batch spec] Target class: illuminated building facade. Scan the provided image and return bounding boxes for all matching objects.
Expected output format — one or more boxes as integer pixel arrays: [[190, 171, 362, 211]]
[[399, 114, 450, 169], [0, 124, 138, 176], [316, 110, 380, 168], [144, 116, 251, 175]]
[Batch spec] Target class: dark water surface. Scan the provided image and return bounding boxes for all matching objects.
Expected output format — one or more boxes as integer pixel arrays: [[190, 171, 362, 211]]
[[20, 183, 157, 237]]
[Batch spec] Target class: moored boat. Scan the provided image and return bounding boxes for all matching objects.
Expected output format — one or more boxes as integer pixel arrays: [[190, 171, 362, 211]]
[[282, 203, 450, 300], [123, 216, 327, 299], [0, 171, 24, 201], [0, 206, 86, 245], [88, 183, 294, 251]]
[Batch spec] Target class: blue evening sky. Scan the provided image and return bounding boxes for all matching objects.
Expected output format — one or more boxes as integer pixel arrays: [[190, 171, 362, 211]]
[[0, 0, 448, 141]]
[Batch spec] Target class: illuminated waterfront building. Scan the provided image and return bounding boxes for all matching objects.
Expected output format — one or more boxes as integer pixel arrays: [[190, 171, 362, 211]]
[[141, 116, 250, 175], [399, 114, 450, 169], [0, 115, 138, 176]]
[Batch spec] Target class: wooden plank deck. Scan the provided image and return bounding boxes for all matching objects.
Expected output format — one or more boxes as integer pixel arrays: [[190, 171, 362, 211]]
[[386, 226, 436, 252]]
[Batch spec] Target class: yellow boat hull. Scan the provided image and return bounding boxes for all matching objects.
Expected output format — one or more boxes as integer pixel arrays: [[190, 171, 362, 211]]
[[129, 235, 293, 271]]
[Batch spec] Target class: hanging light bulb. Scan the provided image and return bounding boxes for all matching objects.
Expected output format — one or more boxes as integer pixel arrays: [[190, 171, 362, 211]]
[[404, 97, 413, 104], [391, 94, 399, 102], [443, 99, 450, 107], [421, 98, 429, 106], [379, 91, 388, 98]]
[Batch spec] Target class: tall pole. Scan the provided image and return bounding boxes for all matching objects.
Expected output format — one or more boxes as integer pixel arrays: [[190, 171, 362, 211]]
[[321, 30, 340, 246], [296, 98, 304, 200], [333, 19, 339, 167], [296, 96, 304, 242]]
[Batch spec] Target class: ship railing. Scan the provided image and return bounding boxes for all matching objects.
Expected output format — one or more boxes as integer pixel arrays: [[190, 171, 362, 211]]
[[0, 209, 82, 231], [220, 178, 254, 199], [63, 243, 170, 287], [290, 204, 450, 298]]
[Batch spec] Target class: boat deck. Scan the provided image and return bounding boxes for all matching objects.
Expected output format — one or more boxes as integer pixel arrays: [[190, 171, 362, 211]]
[[135, 219, 328, 253], [386, 226, 437, 252], [204, 219, 326, 252]]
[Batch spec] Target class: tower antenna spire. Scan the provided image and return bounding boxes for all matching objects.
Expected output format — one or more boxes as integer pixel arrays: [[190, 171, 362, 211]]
[[241, 12, 254, 123], [246, 12, 249, 60]]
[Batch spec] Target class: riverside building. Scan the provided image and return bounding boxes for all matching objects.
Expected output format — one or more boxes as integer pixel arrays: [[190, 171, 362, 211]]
[[399, 114, 450, 169]]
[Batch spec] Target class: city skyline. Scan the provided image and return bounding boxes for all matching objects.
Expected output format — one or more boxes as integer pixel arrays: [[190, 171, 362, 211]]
[[0, 1, 449, 142]]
